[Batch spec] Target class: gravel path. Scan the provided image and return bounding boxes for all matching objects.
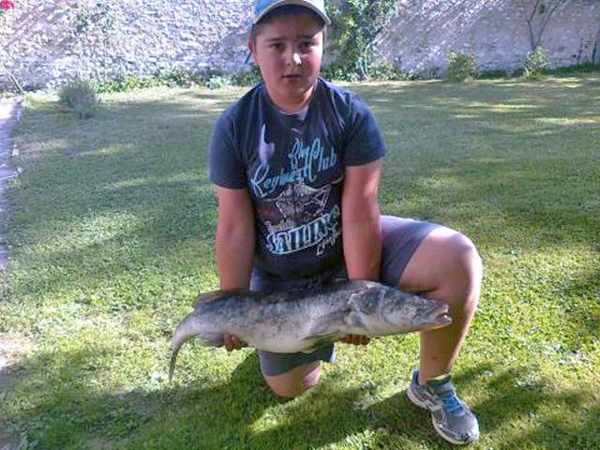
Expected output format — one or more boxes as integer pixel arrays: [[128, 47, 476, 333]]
[[0, 97, 22, 270], [0, 96, 23, 450]]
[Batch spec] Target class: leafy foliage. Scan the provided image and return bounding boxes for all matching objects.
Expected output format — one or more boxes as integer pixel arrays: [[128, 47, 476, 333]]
[[367, 62, 420, 81], [0, 0, 15, 16], [94, 66, 262, 93], [57, 79, 98, 119], [71, 1, 115, 36], [478, 69, 509, 79], [548, 62, 600, 74], [230, 66, 263, 87], [445, 51, 477, 82], [325, 0, 396, 80], [524, 46, 550, 79]]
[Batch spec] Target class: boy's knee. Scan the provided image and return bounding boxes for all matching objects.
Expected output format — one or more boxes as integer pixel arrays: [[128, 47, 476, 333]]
[[445, 234, 483, 313], [264, 362, 321, 398], [267, 380, 314, 398], [451, 234, 483, 283]]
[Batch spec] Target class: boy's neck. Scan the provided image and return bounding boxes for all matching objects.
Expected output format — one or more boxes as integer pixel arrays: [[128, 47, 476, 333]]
[[265, 82, 317, 114]]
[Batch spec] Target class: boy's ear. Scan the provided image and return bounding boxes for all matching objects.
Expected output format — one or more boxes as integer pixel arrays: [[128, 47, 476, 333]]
[[248, 39, 257, 61]]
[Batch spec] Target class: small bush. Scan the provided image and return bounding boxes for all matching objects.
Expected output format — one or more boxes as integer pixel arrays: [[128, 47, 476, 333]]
[[524, 46, 550, 79], [321, 63, 363, 82], [446, 51, 477, 82], [205, 75, 232, 90], [58, 80, 98, 119], [549, 62, 600, 75], [321, 62, 420, 82], [478, 69, 509, 79], [158, 68, 198, 88], [96, 74, 158, 93], [367, 63, 417, 81], [231, 66, 262, 86]]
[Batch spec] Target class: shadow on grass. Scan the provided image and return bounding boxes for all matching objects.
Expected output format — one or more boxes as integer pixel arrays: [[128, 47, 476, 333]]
[[6, 91, 227, 309], [5, 350, 600, 449], [369, 363, 600, 449], [4, 348, 366, 449]]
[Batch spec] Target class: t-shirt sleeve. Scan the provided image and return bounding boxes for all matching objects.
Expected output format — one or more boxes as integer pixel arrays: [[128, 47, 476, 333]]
[[209, 110, 247, 189], [343, 94, 387, 166]]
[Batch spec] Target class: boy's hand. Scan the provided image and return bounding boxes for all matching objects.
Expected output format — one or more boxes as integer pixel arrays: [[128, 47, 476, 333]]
[[340, 334, 371, 346], [223, 334, 248, 351]]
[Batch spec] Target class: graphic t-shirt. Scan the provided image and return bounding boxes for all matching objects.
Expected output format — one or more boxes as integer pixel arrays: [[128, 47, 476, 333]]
[[209, 78, 386, 280]]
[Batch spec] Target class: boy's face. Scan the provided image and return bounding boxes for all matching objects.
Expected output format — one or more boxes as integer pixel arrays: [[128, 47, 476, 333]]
[[249, 13, 324, 111]]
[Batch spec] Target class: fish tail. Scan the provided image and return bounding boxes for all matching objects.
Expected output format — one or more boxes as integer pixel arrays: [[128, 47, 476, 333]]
[[168, 316, 199, 381], [168, 344, 182, 381]]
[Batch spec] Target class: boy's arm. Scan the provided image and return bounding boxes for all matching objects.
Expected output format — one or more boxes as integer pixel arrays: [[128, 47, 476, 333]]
[[342, 158, 383, 281], [214, 186, 256, 290]]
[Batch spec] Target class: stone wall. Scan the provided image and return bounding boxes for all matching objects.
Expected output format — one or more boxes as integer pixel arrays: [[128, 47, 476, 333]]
[[1, 0, 599, 90], [0, 0, 252, 90], [379, 0, 600, 75]]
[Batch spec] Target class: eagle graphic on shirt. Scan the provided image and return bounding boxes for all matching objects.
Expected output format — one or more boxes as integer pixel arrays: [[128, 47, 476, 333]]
[[251, 123, 342, 257]]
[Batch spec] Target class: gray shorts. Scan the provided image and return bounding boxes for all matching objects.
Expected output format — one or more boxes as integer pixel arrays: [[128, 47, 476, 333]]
[[250, 216, 440, 377]]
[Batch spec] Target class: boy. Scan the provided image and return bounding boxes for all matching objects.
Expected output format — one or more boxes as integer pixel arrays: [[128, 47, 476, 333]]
[[208, 0, 482, 445]]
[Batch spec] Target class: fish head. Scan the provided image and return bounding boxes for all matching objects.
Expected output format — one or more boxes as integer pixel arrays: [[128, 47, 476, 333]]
[[377, 288, 452, 333]]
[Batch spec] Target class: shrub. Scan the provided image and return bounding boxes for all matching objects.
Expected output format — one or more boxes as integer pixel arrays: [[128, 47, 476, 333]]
[[325, 0, 396, 81], [205, 75, 232, 90], [478, 69, 509, 79], [524, 46, 550, 79], [58, 80, 98, 119], [367, 62, 413, 81], [321, 63, 362, 82], [96, 74, 158, 93], [446, 51, 477, 82], [549, 62, 600, 75], [159, 68, 198, 88], [231, 66, 262, 86]]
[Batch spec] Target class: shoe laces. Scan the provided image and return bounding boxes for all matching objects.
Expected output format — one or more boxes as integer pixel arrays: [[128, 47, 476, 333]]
[[439, 390, 463, 414]]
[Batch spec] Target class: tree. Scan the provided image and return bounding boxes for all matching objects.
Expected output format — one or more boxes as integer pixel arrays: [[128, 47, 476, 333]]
[[523, 0, 571, 50], [326, 0, 397, 80], [593, 28, 600, 64]]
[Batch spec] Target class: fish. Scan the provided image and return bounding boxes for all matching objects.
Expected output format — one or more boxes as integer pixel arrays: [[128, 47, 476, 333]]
[[169, 280, 451, 380]]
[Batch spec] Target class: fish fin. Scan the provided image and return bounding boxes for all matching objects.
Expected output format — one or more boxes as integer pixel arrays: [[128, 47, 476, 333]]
[[192, 289, 251, 308], [301, 333, 338, 353], [304, 308, 349, 351], [308, 309, 349, 337]]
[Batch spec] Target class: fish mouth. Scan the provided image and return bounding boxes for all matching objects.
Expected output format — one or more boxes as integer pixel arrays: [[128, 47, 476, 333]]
[[422, 315, 451, 331], [436, 312, 452, 325], [428, 303, 452, 329]]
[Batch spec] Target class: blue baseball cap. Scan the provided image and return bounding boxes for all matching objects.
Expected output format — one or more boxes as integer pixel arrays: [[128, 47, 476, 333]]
[[253, 0, 331, 26]]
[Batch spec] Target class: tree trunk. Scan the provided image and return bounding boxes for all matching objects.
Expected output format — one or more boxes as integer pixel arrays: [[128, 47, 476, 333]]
[[525, 0, 543, 49], [593, 28, 600, 65], [525, 0, 568, 51]]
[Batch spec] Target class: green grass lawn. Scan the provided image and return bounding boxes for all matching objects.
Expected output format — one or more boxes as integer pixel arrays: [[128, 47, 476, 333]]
[[1, 73, 599, 449]]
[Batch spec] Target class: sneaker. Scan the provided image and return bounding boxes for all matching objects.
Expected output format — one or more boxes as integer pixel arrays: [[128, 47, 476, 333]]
[[406, 370, 480, 445]]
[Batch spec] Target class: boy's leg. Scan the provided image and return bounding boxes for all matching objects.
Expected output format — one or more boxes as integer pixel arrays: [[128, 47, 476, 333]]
[[250, 269, 337, 398], [257, 344, 335, 398], [263, 361, 322, 398], [397, 226, 482, 382], [381, 216, 482, 445]]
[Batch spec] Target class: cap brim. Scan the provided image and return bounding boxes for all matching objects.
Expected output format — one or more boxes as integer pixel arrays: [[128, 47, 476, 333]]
[[254, 0, 331, 26]]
